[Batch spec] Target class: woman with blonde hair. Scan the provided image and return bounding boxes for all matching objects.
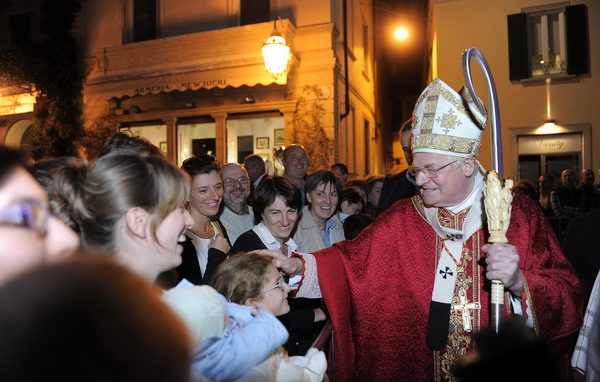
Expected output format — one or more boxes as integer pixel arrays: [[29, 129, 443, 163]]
[[60, 149, 193, 282], [200, 253, 327, 382]]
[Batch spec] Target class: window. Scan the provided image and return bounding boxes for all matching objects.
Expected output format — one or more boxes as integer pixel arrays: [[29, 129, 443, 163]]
[[362, 22, 370, 77], [527, 11, 564, 76], [10, 13, 33, 47], [507, 4, 589, 81], [240, 0, 270, 25], [133, 0, 158, 42]]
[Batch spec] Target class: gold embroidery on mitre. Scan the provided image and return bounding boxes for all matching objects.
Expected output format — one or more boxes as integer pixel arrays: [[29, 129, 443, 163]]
[[436, 108, 462, 134], [413, 134, 481, 156], [411, 78, 486, 156]]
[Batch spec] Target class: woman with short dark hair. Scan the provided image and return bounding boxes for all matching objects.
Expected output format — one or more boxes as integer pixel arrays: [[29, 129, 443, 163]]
[[230, 176, 301, 257], [229, 176, 325, 356]]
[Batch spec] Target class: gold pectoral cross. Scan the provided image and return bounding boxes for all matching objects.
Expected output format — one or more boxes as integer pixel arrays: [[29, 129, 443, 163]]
[[451, 290, 480, 332]]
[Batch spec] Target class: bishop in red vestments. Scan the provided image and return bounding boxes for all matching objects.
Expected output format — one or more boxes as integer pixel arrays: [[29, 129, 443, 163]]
[[270, 78, 582, 381]]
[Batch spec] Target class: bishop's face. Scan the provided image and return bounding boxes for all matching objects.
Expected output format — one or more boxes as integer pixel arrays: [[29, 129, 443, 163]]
[[412, 152, 474, 208]]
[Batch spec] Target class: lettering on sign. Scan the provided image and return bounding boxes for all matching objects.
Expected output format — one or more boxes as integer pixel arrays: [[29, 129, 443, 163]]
[[535, 138, 564, 150], [134, 84, 171, 94], [180, 80, 227, 89], [134, 79, 228, 95]]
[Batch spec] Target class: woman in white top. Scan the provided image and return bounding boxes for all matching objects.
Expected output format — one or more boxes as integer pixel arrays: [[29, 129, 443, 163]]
[[230, 176, 326, 356], [176, 155, 230, 286]]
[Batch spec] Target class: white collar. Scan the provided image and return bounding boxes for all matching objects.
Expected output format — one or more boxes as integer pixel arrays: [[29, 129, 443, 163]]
[[447, 172, 484, 213], [252, 222, 298, 255]]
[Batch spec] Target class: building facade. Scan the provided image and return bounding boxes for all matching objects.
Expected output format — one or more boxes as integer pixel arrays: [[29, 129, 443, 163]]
[[432, 0, 598, 187], [1, 0, 383, 177]]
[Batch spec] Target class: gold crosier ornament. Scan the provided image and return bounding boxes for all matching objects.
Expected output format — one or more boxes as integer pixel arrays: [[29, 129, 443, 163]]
[[462, 48, 513, 333]]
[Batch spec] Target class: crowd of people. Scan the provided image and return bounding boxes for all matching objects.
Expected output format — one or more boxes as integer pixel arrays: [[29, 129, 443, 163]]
[[0, 75, 597, 382]]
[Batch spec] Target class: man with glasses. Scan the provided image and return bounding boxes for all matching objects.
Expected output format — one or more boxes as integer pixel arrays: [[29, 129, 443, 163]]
[[219, 163, 254, 245], [269, 78, 581, 381]]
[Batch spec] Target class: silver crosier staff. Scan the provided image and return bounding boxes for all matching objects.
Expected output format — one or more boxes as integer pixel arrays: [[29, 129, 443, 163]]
[[462, 47, 512, 333]]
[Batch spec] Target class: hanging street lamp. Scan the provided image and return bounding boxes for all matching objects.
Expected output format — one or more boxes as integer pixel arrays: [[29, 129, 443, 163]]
[[262, 17, 290, 79]]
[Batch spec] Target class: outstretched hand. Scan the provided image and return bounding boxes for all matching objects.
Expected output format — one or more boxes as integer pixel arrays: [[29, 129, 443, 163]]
[[209, 233, 230, 253], [481, 242, 523, 296], [250, 249, 302, 275]]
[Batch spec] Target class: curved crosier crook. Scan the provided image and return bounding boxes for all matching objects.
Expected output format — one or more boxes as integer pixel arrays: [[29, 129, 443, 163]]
[[462, 48, 504, 178]]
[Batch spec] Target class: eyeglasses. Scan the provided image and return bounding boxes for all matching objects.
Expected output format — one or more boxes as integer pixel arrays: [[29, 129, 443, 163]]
[[223, 177, 250, 187], [260, 275, 287, 294], [0, 201, 49, 236], [408, 160, 459, 179]]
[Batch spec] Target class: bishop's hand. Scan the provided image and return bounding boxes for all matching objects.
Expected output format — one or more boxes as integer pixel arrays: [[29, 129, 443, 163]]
[[250, 249, 302, 275], [481, 243, 523, 296]]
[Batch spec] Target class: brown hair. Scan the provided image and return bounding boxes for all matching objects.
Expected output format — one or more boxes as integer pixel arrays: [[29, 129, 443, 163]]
[[60, 150, 189, 250], [0, 254, 191, 381], [210, 253, 272, 304]]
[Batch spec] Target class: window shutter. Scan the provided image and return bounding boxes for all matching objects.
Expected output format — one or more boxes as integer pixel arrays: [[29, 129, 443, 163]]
[[507, 13, 529, 81], [565, 4, 589, 75]]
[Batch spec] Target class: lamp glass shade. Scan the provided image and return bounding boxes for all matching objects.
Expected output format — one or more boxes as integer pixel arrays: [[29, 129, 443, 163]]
[[262, 34, 290, 78]]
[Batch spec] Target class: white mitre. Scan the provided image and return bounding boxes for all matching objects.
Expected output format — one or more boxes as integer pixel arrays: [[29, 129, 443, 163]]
[[411, 78, 487, 157]]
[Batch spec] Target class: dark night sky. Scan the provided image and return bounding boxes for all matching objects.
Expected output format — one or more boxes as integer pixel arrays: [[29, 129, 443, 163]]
[[375, 0, 429, 127]]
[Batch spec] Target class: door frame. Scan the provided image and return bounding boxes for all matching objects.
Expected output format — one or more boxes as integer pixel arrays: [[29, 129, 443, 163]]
[[510, 123, 591, 179]]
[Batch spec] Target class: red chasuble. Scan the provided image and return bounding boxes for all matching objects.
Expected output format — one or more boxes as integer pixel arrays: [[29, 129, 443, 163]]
[[314, 194, 582, 382]]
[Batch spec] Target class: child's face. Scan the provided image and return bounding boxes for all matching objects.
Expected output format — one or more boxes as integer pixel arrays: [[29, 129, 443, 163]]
[[341, 200, 362, 216], [253, 265, 291, 316]]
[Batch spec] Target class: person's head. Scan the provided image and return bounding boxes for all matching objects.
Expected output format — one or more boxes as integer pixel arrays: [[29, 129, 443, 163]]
[[243, 154, 266, 184], [220, 163, 250, 213], [181, 155, 223, 220], [366, 175, 384, 208], [98, 130, 163, 158], [64, 150, 192, 281], [30, 157, 87, 233], [455, 318, 560, 382], [560, 169, 577, 188], [410, 154, 478, 208], [339, 188, 364, 216], [580, 168, 594, 185], [410, 78, 487, 208], [511, 180, 537, 201], [0, 147, 79, 285], [400, 118, 414, 165], [538, 174, 553, 193], [305, 170, 342, 224], [211, 253, 290, 316], [282, 145, 308, 182], [331, 163, 349, 183], [343, 213, 374, 240], [252, 177, 302, 243], [345, 180, 368, 205], [0, 255, 192, 382]]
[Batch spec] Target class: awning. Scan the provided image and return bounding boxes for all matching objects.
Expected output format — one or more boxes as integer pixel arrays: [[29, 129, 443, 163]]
[[84, 19, 294, 98], [85, 62, 285, 98]]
